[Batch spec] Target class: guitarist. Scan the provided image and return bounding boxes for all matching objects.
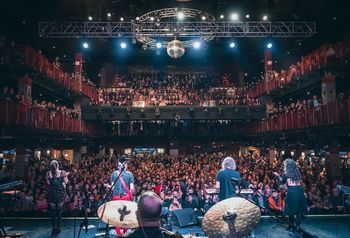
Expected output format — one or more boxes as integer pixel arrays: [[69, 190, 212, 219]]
[[106, 161, 135, 236]]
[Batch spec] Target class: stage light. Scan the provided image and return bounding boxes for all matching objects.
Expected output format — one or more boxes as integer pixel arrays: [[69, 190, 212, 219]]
[[136, 17, 140, 21], [177, 12, 185, 20], [120, 42, 127, 49], [262, 15, 268, 21], [267, 42, 272, 49], [201, 16, 206, 21], [193, 41, 201, 49], [220, 14, 224, 19], [107, 13, 111, 17], [156, 42, 162, 49], [245, 14, 250, 19], [150, 17, 155, 21], [230, 13, 239, 21], [88, 16, 93, 21], [229, 42, 236, 48], [120, 17, 124, 21], [82, 42, 89, 49]]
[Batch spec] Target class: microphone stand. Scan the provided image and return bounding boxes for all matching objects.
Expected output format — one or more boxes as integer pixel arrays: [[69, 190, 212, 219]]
[[78, 206, 89, 238], [99, 164, 126, 238], [232, 179, 317, 238], [73, 207, 77, 238]]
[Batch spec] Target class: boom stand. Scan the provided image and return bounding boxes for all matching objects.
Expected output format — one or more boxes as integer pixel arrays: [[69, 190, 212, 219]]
[[231, 180, 317, 238]]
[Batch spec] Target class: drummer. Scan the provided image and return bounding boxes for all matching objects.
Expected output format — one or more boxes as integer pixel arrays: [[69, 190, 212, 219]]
[[123, 191, 183, 238]]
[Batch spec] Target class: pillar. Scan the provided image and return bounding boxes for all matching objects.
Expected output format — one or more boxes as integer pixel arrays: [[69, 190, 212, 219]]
[[74, 53, 83, 92], [264, 50, 273, 90], [268, 145, 276, 164], [325, 138, 341, 179], [18, 75, 32, 101], [15, 145, 30, 178], [321, 73, 336, 105]]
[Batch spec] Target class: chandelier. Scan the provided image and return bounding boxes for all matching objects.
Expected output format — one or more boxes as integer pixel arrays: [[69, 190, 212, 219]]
[[134, 8, 214, 58]]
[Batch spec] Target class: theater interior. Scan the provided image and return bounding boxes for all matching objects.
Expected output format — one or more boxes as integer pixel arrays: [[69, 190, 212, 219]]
[[0, 0, 349, 238]]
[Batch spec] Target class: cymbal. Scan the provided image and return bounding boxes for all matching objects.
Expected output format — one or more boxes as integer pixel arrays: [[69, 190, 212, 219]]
[[203, 197, 261, 238], [97, 200, 138, 228], [2, 190, 20, 195]]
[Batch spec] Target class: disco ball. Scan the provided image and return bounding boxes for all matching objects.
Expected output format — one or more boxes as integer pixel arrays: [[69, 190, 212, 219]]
[[167, 40, 185, 59]]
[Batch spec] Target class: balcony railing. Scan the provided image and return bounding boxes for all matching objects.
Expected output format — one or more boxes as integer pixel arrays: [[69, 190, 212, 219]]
[[0, 100, 102, 135], [1, 46, 99, 101], [249, 100, 350, 133], [246, 43, 350, 98]]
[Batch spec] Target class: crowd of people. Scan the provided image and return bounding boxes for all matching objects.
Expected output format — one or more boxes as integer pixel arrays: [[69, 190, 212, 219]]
[[267, 95, 322, 117], [99, 72, 260, 106], [246, 42, 350, 98], [5, 151, 348, 217], [2, 45, 99, 101]]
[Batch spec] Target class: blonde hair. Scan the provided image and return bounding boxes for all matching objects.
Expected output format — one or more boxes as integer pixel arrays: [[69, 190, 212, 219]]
[[222, 157, 236, 170]]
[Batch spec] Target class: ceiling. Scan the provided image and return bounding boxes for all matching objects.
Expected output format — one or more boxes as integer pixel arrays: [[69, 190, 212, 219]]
[[1, 0, 349, 85]]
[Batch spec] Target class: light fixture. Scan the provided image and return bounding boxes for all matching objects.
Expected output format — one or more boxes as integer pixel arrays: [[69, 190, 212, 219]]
[[88, 16, 93, 21], [193, 41, 201, 49], [177, 12, 185, 20], [230, 13, 239, 21], [107, 13, 111, 17], [82, 42, 89, 49], [262, 15, 268, 21], [120, 17, 124, 21], [220, 14, 224, 19], [156, 42, 162, 49], [120, 42, 127, 49], [136, 17, 140, 21], [229, 42, 236, 48], [201, 16, 206, 21], [150, 17, 155, 21], [245, 14, 250, 19], [267, 42, 272, 49]]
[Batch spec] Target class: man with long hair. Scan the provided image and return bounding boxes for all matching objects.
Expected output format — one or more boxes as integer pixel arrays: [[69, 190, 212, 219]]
[[215, 156, 242, 201], [277, 159, 307, 231]]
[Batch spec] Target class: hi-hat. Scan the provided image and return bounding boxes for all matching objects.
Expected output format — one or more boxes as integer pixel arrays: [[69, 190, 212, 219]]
[[97, 200, 138, 228]]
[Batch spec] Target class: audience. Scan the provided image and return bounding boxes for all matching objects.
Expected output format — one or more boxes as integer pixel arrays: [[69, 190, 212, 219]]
[[99, 72, 260, 106], [4, 151, 348, 217]]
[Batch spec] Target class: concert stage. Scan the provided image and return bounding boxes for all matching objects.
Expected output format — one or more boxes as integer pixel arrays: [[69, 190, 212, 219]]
[[2, 215, 349, 238]]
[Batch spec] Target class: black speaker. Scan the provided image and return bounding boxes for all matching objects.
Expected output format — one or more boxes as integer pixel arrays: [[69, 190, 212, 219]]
[[171, 208, 199, 228]]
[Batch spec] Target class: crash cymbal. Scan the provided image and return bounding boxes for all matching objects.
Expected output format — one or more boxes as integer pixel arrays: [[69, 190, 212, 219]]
[[203, 197, 261, 238], [2, 190, 20, 195], [98, 200, 138, 228]]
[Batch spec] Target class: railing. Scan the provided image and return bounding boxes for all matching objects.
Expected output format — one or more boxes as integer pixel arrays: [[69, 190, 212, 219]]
[[0, 100, 102, 135], [249, 100, 350, 133], [1, 46, 99, 101], [246, 42, 350, 98]]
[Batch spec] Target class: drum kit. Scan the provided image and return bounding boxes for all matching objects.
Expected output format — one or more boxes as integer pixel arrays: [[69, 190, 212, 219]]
[[97, 197, 261, 238]]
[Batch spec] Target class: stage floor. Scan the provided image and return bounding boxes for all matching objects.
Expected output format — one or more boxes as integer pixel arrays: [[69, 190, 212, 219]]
[[1, 215, 350, 238]]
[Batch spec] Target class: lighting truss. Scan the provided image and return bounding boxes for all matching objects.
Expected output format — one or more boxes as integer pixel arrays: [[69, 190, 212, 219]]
[[39, 21, 316, 39]]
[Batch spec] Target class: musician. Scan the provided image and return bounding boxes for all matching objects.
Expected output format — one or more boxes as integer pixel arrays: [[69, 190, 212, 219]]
[[267, 189, 285, 213], [107, 161, 134, 236], [215, 157, 242, 201], [123, 191, 183, 238], [46, 160, 69, 236], [275, 159, 307, 231]]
